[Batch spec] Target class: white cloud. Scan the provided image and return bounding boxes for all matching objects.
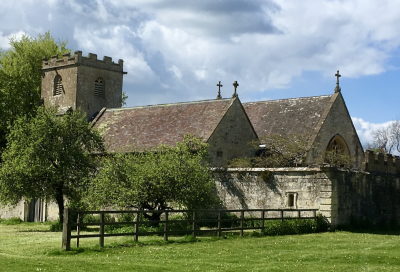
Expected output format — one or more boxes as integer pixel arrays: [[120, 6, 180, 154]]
[[0, 31, 25, 49], [2, 0, 400, 110], [169, 65, 182, 79], [351, 117, 394, 148]]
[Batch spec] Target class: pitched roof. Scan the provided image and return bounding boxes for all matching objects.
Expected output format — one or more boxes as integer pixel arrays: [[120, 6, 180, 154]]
[[92, 98, 233, 152], [243, 95, 333, 140]]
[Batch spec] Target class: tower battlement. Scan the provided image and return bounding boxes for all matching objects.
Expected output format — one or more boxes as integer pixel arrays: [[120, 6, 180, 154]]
[[42, 51, 124, 73], [363, 150, 400, 175], [41, 50, 125, 121]]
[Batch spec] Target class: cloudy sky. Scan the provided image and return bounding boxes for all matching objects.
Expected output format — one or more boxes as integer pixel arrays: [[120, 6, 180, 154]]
[[1, 0, 399, 148]]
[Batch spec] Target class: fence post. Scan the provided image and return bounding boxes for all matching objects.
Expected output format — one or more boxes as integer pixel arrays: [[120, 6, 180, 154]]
[[281, 210, 284, 222], [313, 210, 317, 220], [261, 210, 265, 231], [192, 211, 196, 238], [134, 212, 139, 242], [164, 211, 169, 241], [99, 213, 104, 248], [62, 207, 71, 251], [217, 211, 222, 237], [240, 210, 244, 237], [76, 213, 80, 248], [298, 210, 301, 219]]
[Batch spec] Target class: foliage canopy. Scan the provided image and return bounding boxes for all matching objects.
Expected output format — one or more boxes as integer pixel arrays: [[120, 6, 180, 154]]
[[0, 31, 70, 153], [0, 106, 104, 222], [88, 134, 220, 221]]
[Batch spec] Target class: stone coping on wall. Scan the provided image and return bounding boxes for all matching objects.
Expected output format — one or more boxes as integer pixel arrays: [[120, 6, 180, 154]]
[[41, 51, 125, 73], [211, 167, 320, 173], [211, 166, 359, 173]]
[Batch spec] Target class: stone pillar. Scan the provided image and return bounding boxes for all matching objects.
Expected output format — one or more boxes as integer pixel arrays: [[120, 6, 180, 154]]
[[364, 150, 376, 172], [385, 154, 395, 174], [377, 153, 385, 173], [396, 157, 400, 176], [319, 177, 338, 226]]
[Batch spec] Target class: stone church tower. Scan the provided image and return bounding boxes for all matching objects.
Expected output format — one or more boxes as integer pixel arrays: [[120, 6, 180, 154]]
[[41, 51, 126, 120]]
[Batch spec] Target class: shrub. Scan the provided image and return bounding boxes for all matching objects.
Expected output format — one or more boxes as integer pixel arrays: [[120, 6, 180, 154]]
[[244, 216, 262, 228], [49, 220, 63, 232], [82, 213, 114, 224], [1, 217, 22, 225], [315, 213, 330, 232], [103, 213, 193, 235], [262, 214, 330, 236], [196, 212, 240, 229]]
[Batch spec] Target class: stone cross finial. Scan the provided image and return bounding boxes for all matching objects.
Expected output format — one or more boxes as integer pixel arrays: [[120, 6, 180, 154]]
[[216, 81, 223, 99], [232, 81, 239, 98], [334, 70, 341, 93]]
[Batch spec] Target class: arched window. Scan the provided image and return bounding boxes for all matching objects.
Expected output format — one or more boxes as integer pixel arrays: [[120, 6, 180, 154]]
[[326, 134, 350, 155], [95, 78, 105, 98], [54, 75, 63, 96]]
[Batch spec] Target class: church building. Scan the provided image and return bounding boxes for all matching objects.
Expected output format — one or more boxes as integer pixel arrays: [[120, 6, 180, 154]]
[[0, 51, 374, 223], [41, 51, 364, 168]]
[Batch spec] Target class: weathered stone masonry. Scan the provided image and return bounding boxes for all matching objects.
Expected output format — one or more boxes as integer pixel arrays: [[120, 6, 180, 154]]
[[41, 51, 125, 120], [214, 165, 400, 226]]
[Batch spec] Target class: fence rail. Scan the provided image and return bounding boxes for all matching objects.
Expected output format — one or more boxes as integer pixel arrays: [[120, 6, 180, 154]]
[[62, 208, 318, 251]]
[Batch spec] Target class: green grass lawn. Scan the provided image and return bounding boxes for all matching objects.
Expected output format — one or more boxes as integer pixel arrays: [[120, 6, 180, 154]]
[[1, 223, 400, 271]]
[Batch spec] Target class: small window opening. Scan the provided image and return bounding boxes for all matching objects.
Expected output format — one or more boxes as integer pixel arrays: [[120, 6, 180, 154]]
[[217, 151, 223, 158], [54, 75, 63, 96], [287, 193, 296, 207], [95, 78, 105, 98]]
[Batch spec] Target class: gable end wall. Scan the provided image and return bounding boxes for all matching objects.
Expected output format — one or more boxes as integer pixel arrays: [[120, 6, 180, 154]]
[[207, 98, 258, 166], [308, 93, 364, 168]]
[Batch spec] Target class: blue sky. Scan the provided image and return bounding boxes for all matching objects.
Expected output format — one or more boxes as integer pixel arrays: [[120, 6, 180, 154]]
[[0, 0, 399, 147]]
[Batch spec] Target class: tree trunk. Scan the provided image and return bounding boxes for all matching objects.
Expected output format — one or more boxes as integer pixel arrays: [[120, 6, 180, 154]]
[[55, 188, 64, 224], [140, 201, 165, 226]]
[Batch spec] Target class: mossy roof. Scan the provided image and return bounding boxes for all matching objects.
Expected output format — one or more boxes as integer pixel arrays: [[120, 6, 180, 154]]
[[92, 98, 233, 152], [243, 95, 333, 141]]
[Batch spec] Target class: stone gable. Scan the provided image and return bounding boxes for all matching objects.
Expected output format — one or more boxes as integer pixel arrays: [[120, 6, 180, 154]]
[[307, 92, 364, 168], [207, 97, 258, 165]]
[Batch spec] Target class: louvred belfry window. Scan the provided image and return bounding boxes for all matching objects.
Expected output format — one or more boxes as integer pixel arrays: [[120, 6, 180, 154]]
[[54, 75, 63, 96], [95, 78, 105, 98]]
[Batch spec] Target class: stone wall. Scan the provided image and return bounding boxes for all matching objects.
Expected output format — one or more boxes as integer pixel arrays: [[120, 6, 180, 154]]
[[363, 150, 400, 175], [207, 98, 258, 166], [335, 170, 400, 226], [213, 167, 400, 226], [0, 199, 58, 222], [0, 201, 28, 221]]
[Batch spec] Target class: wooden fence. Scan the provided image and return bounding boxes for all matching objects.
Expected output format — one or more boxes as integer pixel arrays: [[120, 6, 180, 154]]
[[62, 208, 318, 251]]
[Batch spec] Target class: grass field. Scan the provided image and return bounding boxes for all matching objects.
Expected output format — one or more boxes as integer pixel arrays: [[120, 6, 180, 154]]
[[1, 223, 400, 271]]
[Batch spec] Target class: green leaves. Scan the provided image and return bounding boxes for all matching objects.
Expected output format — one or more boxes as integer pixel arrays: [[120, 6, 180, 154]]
[[0, 31, 70, 153], [0, 106, 104, 221], [89, 134, 220, 212]]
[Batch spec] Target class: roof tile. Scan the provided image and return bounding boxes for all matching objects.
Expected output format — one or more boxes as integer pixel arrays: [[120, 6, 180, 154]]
[[94, 99, 232, 152], [243, 95, 332, 140]]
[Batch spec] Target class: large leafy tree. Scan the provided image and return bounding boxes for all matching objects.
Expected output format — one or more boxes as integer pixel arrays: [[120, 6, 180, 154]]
[[0, 31, 70, 154], [0, 107, 104, 223], [88, 134, 220, 222]]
